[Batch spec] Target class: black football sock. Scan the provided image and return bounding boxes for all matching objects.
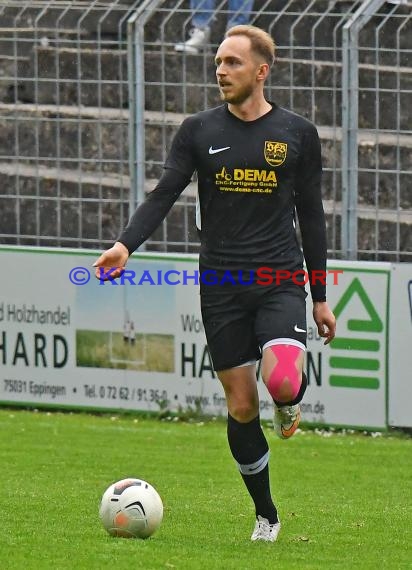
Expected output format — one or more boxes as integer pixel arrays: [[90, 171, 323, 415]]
[[227, 413, 278, 524]]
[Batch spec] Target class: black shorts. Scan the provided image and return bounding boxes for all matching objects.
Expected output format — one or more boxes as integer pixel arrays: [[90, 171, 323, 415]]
[[200, 281, 307, 371]]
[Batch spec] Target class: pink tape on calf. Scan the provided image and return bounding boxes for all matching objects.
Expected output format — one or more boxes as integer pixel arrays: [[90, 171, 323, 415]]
[[267, 344, 303, 403]]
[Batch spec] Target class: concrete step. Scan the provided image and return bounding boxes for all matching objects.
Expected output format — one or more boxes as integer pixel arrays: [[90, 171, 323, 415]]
[[1, 158, 410, 257], [3, 44, 411, 123], [3, 0, 409, 45], [0, 1, 138, 35], [356, 215, 412, 262], [0, 55, 30, 103], [0, 27, 90, 58], [0, 103, 129, 174], [1, 160, 410, 257], [3, 46, 128, 107], [0, 104, 178, 179], [145, 51, 412, 129], [0, 104, 410, 210], [0, 161, 199, 251], [0, 162, 129, 247], [324, 213, 411, 262]]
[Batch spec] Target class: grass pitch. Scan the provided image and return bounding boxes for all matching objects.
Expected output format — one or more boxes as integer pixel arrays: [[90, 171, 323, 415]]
[[0, 410, 411, 570]]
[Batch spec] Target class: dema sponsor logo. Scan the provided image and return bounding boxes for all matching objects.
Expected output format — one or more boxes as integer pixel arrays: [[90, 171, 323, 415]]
[[215, 166, 277, 183], [214, 167, 277, 193]]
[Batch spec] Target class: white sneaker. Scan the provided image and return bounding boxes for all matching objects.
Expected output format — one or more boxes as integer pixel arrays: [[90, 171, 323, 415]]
[[251, 515, 281, 542], [274, 403, 301, 439], [174, 27, 210, 54]]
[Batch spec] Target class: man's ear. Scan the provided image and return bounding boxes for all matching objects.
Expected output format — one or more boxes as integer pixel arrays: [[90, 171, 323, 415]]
[[257, 63, 270, 81]]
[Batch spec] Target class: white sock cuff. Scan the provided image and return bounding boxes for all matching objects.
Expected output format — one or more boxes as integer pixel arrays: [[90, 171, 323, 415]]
[[237, 450, 269, 475], [262, 338, 306, 352]]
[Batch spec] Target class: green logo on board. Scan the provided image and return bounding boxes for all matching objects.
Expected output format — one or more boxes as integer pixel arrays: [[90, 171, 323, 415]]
[[329, 278, 383, 390]]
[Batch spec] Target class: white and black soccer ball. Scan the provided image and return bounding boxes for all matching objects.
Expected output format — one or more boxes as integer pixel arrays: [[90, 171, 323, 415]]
[[99, 478, 163, 539]]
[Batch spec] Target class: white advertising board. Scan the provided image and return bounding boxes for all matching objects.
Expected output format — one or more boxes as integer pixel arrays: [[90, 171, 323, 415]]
[[302, 260, 390, 429], [0, 248, 392, 429], [388, 263, 412, 427]]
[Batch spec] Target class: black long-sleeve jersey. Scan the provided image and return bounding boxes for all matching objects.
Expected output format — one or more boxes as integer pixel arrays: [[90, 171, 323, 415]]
[[118, 103, 327, 301]]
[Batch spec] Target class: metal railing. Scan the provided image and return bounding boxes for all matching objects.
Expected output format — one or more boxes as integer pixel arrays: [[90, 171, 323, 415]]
[[0, 0, 411, 260]]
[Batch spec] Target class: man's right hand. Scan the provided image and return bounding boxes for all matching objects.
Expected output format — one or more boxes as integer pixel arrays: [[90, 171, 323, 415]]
[[93, 241, 130, 281]]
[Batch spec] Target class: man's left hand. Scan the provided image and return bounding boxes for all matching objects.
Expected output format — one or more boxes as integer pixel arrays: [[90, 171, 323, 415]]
[[313, 301, 336, 345]]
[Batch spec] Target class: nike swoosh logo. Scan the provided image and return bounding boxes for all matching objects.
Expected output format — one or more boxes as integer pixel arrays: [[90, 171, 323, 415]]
[[294, 325, 306, 333], [208, 146, 231, 155], [281, 410, 301, 438], [281, 422, 299, 438], [247, 456, 266, 473]]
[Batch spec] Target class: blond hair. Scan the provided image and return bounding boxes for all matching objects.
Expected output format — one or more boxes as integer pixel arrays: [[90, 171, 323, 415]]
[[225, 25, 276, 67]]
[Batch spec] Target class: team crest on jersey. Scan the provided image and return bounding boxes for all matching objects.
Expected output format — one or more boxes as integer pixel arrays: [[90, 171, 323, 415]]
[[264, 141, 287, 167]]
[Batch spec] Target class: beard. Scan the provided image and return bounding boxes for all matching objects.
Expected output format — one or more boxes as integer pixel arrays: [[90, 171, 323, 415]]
[[219, 82, 254, 105]]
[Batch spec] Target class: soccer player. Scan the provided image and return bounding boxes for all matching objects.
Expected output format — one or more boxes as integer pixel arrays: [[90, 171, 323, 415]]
[[93, 25, 336, 542]]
